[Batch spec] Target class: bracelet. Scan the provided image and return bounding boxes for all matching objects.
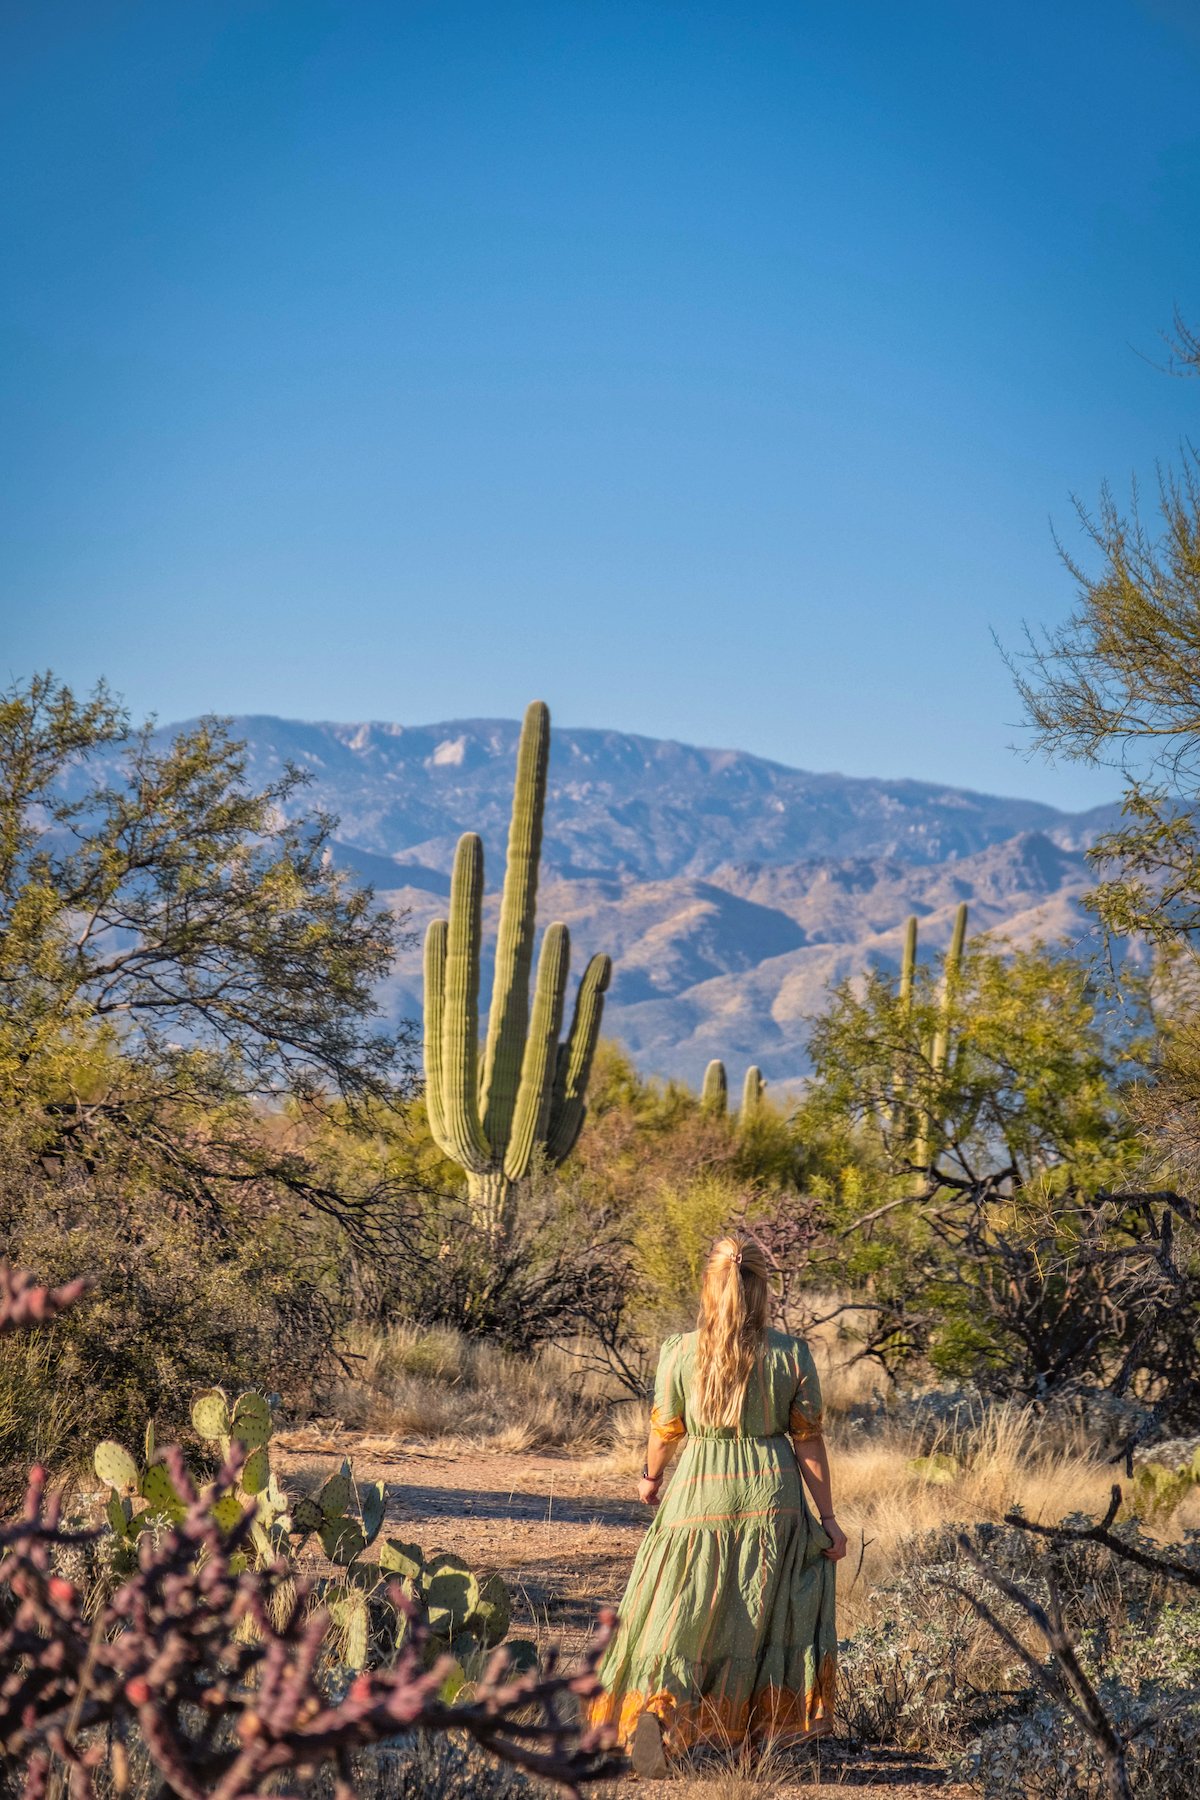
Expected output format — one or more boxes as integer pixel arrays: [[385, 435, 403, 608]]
[[820, 1513, 836, 1523], [641, 1465, 661, 1484]]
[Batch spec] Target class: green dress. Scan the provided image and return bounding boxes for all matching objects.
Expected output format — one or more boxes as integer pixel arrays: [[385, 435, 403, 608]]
[[589, 1328, 836, 1754]]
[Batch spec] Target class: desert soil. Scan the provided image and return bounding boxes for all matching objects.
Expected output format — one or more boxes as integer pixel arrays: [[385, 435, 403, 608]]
[[274, 1430, 974, 1799]]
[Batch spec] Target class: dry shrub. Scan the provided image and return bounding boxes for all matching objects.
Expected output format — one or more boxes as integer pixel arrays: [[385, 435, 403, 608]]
[[834, 1402, 1120, 1632], [0, 1151, 338, 1492], [0, 1331, 88, 1509]]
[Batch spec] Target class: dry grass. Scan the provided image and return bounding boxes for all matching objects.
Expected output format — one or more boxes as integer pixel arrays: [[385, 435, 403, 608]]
[[324, 1324, 626, 1454], [833, 1403, 1112, 1631]]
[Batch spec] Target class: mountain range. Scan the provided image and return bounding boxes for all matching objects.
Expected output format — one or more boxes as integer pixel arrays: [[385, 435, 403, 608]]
[[187, 715, 1122, 1088]]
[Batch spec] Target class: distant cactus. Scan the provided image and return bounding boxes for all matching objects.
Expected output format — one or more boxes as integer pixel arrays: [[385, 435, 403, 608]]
[[910, 901, 969, 1180], [899, 913, 918, 1012], [741, 1065, 765, 1117], [423, 703, 612, 1243], [930, 901, 968, 1082], [701, 1059, 728, 1114]]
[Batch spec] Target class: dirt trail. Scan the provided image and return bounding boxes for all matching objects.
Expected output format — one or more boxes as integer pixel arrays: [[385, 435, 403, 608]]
[[274, 1432, 973, 1798]]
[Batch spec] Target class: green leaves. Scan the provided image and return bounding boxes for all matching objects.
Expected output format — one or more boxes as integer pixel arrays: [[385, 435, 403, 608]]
[[0, 673, 414, 1267]]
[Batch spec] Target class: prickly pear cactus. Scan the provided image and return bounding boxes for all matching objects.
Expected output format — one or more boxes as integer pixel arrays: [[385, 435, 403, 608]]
[[95, 1385, 292, 1575], [375, 1537, 529, 1693]]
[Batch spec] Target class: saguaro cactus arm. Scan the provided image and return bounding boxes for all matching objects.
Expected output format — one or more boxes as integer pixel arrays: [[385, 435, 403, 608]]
[[423, 918, 449, 1148], [504, 921, 571, 1182], [439, 833, 491, 1172], [546, 952, 612, 1163], [930, 901, 968, 1078], [899, 914, 918, 1012], [481, 702, 550, 1158]]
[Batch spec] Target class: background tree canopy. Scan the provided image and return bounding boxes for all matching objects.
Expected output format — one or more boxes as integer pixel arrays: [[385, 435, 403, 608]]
[[0, 673, 419, 1459]]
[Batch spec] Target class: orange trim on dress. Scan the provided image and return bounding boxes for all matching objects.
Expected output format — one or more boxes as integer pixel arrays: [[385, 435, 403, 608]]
[[587, 1654, 837, 1754], [650, 1405, 687, 1443], [788, 1402, 824, 1441]]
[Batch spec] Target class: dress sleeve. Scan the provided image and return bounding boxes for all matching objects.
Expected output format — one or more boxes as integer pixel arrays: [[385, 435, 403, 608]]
[[649, 1334, 687, 1442], [788, 1339, 825, 1441]]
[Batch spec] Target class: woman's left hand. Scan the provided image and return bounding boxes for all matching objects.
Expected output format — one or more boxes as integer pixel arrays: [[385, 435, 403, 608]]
[[638, 1477, 662, 1508], [820, 1517, 848, 1561]]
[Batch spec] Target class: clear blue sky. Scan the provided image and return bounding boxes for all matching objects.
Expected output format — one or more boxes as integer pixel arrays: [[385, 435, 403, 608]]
[[3, 1, 1199, 808]]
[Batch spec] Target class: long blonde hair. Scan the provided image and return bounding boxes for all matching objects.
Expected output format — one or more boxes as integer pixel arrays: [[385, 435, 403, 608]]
[[690, 1233, 771, 1428]]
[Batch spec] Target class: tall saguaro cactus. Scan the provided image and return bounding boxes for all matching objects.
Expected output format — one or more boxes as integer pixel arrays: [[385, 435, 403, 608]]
[[912, 901, 969, 1177], [422, 703, 612, 1243]]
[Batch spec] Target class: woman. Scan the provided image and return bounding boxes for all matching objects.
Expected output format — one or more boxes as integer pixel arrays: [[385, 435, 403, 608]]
[[589, 1233, 847, 1774]]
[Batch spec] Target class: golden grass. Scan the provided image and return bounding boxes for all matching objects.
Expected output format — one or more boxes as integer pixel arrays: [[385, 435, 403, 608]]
[[326, 1324, 624, 1453]]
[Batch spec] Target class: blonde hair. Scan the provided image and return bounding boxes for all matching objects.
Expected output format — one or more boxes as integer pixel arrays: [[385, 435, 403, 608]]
[[690, 1233, 771, 1429]]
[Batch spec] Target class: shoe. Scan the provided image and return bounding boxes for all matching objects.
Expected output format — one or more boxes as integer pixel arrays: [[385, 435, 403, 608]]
[[630, 1711, 668, 1779]]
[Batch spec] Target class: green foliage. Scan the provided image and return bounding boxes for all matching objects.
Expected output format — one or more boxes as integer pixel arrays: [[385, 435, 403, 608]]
[[807, 934, 1144, 1190], [93, 1384, 387, 1614], [0, 1141, 338, 1487], [423, 702, 612, 1242], [0, 672, 415, 1223], [631, 1170, 751, 1331], [88, 1383, 531, 1688], [1012, 319, 1200, 967]]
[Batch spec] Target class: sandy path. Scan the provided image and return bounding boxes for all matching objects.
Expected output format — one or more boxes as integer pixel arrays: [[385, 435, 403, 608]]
[[274, 1431, 973, 1798]]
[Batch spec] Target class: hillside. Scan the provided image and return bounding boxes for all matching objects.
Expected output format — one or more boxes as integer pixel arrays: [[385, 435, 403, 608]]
[[174, 714, 1119, 1086]]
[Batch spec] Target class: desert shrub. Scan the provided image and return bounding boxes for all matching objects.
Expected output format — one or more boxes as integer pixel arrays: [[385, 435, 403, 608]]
[[0, 1150, 340, 1489], [0, 1329, 88, 1508], [961, 1602, 1200, 1798], [631, 1171, 749, 1331], [366, 1181, 631, 1356], [840, 1515, 1183, 1752], [839, 1533, 1027, 1750], [356, 1734, 547, 1800]]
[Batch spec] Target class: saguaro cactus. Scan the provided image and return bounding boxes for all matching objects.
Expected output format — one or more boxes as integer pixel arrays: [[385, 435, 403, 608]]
[[701, 1059, 729, 1115], [422, 702, 612, 1243], [741, 1065, 765, 1117], [912, 901, 969, 1178], [701, 1060, 765, 1125]]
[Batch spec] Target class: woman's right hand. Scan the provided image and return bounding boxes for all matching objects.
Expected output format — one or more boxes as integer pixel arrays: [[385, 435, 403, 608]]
[[820, 1516, 848, 1561], [638, 1476, 662, 1508]]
